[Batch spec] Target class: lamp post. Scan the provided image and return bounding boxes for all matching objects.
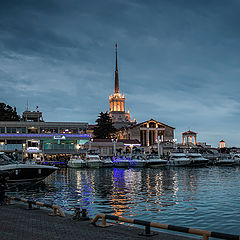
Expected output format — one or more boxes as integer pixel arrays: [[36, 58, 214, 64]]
[[157, 136, 161, 158], [112, 139, 117, 156], [89, 138, 93, 153]]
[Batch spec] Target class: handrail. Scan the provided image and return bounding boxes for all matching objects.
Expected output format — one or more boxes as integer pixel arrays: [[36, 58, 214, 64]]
[[7, 196, 65, 217], [91, 214, 240, 240]]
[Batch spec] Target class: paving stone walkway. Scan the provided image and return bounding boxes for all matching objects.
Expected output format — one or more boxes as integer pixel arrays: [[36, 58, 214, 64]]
[[0, 203, 198, 240]]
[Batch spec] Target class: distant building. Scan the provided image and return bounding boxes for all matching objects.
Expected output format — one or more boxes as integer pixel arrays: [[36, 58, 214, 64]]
[[219, 140, 226, 148], [0, 110, 90, 159], [182, 130, 197, 146], [116, 119, 175, 151], [108, 44, 135, 129]]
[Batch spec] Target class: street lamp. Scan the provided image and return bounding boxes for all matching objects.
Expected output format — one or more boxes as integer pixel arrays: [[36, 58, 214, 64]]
[[157, 136, 161, 158], [89, 138, 93, 152], [111, 138, 117, 156]]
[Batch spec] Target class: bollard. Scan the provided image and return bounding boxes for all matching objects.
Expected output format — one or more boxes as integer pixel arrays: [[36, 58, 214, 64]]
[[81, 208, 90, 221], [138, 225, 158, 237], [72, 207, 81, 221], [72, 207, 89, 221]]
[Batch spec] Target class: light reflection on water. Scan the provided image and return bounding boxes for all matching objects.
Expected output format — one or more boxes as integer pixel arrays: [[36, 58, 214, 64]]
[[9, 166, 240, 235]]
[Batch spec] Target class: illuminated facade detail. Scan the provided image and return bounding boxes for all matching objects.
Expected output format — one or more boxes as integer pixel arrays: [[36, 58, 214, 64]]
[[109, 44, 132, 128], [116, 119, 175, 147], [219, 140, 226, 148], [182, 130, 197, 145]]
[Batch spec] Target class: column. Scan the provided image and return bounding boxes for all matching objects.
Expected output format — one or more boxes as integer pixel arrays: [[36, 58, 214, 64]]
[[183, 135, 185, 145], [190, 136, 193, 143], [146, 130, 150, 146], [194, 136, 196, 145], [154, 129, 157, 143]]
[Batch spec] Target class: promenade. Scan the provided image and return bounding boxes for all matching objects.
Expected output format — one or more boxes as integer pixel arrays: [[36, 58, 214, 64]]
[[0, 203, 197, 240]]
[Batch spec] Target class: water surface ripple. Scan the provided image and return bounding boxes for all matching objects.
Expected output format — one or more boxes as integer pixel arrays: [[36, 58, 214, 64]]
[[9, 166, 240, 235]]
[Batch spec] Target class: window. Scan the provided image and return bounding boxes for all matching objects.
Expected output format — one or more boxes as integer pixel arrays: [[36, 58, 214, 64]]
[[0, 128, 5, 133]]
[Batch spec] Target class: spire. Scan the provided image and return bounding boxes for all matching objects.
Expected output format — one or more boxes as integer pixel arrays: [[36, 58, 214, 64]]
[[114, 43, 119, 93]]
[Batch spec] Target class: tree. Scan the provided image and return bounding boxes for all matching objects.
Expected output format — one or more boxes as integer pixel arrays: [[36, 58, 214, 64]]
[[0, 103, 20, 121], [93, 112, 116, 139]]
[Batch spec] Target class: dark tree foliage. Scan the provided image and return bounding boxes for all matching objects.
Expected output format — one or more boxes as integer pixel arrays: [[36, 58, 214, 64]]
[[0, 103, 20, 121], [93, 112, 116, 139]]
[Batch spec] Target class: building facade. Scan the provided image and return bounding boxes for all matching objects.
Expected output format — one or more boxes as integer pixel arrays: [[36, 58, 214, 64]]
[[116, 119, 175, 150], [0, 110, 90, 160], [108, 44, 133, 129]]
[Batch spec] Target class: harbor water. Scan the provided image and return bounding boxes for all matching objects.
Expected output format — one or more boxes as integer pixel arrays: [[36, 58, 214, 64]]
[[9, 166, 240, 236]]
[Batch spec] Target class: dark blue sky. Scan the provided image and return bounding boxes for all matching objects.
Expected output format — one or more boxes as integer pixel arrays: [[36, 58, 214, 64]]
[[1, 0, 240, 146]]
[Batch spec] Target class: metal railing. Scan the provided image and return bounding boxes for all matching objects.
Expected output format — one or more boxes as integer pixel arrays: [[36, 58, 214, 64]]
[[91, 214, 240, 240], [7, 196, 65, 217]]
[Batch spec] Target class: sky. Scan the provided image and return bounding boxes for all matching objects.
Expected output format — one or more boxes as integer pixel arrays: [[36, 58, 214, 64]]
[[1, 0, 240, 147]]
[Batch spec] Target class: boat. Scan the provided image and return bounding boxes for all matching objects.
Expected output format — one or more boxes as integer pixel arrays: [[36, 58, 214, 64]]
[[86, 154, 102, 168], [0, 152, 58, 184], [146, 155, 168, 168], [67, 155, 85, 168], [129, 155, 146, 167], [232, 154, 240, 165], [102, 157, 113, 167], [113, 156, 130, 168], [215, 157, 236, 166], [168, 153, 191, 167], [186, 153, 209, 166]]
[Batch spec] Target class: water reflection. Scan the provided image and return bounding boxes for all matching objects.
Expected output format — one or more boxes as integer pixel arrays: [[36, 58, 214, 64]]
[[8, 166, 240, 235]]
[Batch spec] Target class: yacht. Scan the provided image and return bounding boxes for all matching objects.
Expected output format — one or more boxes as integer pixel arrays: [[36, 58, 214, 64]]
[[232, 154, 240, 165], [168, 153, 191, 167], [215, 157, 236, 166], [86, 154, 102, 168], [102, 157, 113, 168], [68, 155, 85, 168], [0, 152, 58, 184], [129, 155, 146, 167], [186, 153, 209, 167], [146, 155, 168, 168], [113, 156, 130, 168]]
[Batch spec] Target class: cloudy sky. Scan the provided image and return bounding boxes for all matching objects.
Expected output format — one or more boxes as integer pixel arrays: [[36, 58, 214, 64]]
[[1, 0, 240, 146]]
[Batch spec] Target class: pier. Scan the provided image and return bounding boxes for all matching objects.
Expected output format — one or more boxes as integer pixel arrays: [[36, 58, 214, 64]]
[[0, 203, 197, 240]]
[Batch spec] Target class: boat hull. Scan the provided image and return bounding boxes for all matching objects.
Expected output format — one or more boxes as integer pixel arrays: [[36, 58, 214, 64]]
[[0, 164, 58, 184]]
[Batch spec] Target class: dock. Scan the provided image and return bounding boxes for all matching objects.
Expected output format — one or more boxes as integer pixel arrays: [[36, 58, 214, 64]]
[[0, 203, 197, 240]]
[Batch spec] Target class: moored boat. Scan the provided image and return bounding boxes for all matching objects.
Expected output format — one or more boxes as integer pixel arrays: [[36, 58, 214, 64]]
[[215, 158, 236, 166], [0, 152, 58, 184], [168, 153, 191, 167], [113, 156, 130, 168], [68, 155, 85, 168], [146, 155, 168, 168], [129, 155, 146, 167], [186, 153, 209, 167], [102, 157, 113, 168], [86, 155, 102, 168]]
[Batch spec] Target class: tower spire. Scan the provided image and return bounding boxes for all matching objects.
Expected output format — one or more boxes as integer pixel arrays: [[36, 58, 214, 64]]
[[114, 43, 119, 93]]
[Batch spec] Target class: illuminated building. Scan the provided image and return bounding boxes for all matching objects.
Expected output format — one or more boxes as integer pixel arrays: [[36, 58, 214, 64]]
[[0, 109, 90, 158], [109, 44, 134, 129], [219, 140, 226, 148], [116, 119, 175, 149], [182, 130, 197, 145]]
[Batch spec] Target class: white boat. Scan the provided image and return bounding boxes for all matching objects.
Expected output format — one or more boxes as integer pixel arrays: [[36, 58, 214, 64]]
[[68, 155, 85, 168], [113, 156, 130, 168], [186, 153, 209, 166], [0, 152, 58, 184], [168, 153, 191, 167], [102, 157, 113, 167], [86, 155, 102, 168], [146, 155, 168, 168], [232, 154, 240, 165], [129, 155, 146, 167], [215, 158, 236, 166]]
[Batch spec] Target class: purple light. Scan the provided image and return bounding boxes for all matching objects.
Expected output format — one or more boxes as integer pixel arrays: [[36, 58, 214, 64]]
[[0, 133, 91, 138]]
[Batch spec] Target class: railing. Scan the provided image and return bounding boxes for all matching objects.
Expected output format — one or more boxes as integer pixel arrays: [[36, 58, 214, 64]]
[[91, 214, 240, 240], [7, 196, 65, 217]]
